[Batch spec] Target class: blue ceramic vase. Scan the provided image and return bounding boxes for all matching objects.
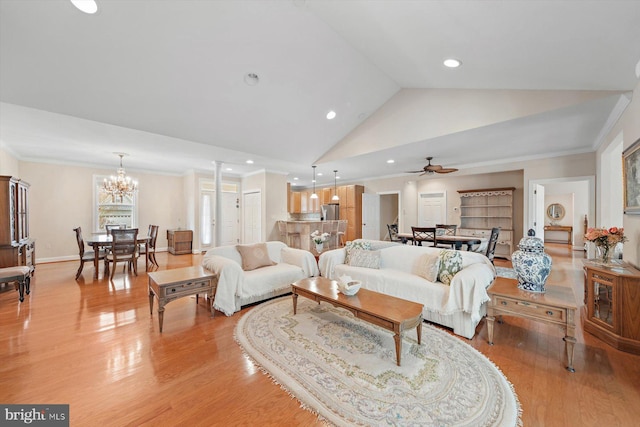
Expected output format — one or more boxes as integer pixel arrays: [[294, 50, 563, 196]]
[[512, 229, 552, 293]]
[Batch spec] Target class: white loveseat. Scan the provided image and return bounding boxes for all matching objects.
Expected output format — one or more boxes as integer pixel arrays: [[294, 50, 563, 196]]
[[318, 240, 496, 339], [202, 241, 319, 316]]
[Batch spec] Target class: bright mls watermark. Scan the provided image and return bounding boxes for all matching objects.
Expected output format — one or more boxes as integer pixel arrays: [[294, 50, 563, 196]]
[[1, 405, 69, 426]]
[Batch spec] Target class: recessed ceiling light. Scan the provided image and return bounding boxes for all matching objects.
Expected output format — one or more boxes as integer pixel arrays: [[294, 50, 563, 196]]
[[326, 110, 336, 120], [70, 0, 98, 14], [246, 160, 254, 164], [317, 172, 323, 176], [244, 73, 259, 86], [226, 167, 233, 171], [443, 58, 462, 68], [293, 177, 299, 180], [386, 159, 395, 164]]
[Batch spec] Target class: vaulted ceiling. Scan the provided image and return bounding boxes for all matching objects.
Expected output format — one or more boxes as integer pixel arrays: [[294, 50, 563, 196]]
[[1, 0, 639, 187]]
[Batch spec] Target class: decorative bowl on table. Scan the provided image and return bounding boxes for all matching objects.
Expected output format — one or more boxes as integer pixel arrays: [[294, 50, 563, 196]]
[[337, 275, 361, 296]]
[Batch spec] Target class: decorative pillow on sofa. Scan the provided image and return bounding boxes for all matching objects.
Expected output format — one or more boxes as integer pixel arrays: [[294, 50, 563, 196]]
[[348, 249, 381, 269], [236, 243, 276, 271], [437, 250, 463, 285], [416, 253, 441, 282], [344, 241, 372, 264]]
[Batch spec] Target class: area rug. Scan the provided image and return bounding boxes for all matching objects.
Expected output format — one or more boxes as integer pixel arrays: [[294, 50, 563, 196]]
[[495, 266, 517, 279], [235, 297, 521, 426]]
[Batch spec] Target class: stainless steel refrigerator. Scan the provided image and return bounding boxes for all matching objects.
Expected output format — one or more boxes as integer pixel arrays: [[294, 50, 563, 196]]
[[322, 204, 340, 221]]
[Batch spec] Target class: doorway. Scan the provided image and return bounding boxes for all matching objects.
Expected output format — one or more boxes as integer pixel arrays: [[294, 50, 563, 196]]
[[243, 190, 262, 244], [529, 177, 594, 250]]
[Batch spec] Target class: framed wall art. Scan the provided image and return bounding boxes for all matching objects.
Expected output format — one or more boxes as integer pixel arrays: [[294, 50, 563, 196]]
[[623, 137, 640, 214]]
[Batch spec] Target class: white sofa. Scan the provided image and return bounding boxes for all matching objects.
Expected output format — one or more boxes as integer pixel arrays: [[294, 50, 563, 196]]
[[202, 241, 319, 316], [318, 240, 496, 339]]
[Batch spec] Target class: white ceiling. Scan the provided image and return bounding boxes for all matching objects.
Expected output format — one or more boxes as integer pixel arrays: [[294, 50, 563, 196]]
[[1, 0, 639, 187]]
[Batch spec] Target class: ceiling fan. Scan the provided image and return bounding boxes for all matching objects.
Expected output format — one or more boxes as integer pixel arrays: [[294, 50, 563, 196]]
[[406, 157, 459, 175]]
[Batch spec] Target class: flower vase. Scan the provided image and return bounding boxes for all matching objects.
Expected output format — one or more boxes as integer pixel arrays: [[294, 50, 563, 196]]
[[315, 242, 324, 253], [595, 244, 612, 265]]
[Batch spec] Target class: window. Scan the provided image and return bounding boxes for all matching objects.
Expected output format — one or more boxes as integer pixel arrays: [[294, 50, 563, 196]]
[[93, 175, 138, 233]]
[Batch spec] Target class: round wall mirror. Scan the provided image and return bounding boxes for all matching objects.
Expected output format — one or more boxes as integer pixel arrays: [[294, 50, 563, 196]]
[[546, 203, 565, 221]]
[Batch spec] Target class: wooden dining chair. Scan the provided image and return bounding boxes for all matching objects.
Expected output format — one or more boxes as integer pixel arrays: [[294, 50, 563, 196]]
[[74, 226, 106, 280], [435, 224, 457, 248], [337, 220, 348, 246], [387, 224, 402, 242], [139, 225, 159, 269], [485, 227, 501, 264], [411, 227, 437, 246], [436, 224, 457, 236], [105, 228, 139, 279], [105, 223, 126, 236]]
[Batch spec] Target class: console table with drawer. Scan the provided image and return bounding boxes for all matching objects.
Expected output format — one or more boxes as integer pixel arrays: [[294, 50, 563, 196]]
[[148, 266, 216, 332], [486, 276, 578, 372]]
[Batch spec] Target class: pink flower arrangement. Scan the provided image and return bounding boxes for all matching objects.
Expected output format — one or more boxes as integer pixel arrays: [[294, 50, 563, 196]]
[[584, 227, 627, 246]]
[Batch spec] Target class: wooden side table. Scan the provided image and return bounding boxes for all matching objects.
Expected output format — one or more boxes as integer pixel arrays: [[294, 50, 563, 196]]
[[486, 277, 578, 372], [544, 225, 573, 244], [148, 266, 216, 332]]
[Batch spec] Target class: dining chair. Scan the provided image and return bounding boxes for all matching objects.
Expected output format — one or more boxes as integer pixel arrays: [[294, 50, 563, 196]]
[[105, 223, 126, 236], [105, 228, 139, 279], [435, 224, 457, 248], [436, 224, 457, 236], [387, 224, 402, 242], [139, 225, 159, 269], [485, 227, 501, 264], [322, 221, 340, 249], [74, 226, 106, 280], [337, 220, 348, 246], [411, 227, 437, 246], [285, 222, 301, 248]]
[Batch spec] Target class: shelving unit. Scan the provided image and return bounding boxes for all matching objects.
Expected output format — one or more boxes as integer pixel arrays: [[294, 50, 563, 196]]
[[458, 187, 515, 259]]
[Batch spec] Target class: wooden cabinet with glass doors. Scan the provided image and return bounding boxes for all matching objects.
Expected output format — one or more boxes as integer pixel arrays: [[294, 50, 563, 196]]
[[0, 176, 35, 272], [583, 262, 640, 355]]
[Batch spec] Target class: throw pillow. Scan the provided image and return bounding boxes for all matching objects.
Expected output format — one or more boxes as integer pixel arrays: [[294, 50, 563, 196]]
[[437, 250, 463, 286], [344, 240, 372, 264], [416, 253, 441, 282], [236, 243, 276, 271], [348, 249, 381, 269]]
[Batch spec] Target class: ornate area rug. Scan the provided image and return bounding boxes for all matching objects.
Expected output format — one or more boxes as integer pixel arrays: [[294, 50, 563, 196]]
[[235, 297, 521, 426], [495, 267, 517, 279]]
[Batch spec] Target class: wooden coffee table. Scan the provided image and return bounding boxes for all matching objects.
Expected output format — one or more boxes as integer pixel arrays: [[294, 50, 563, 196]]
[[291, 277, 423, 366], [148, 266, 216, 332]]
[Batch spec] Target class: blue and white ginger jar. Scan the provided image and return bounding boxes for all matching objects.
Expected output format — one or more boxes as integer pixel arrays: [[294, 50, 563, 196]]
[[512, 229, 552, 293]]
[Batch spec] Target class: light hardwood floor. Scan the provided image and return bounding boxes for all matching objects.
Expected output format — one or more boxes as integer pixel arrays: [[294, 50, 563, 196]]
[[1, 244, 639, 426]]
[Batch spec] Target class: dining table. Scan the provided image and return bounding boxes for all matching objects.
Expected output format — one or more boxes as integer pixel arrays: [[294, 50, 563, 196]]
[[396, 232, 485, 251], [86, 233, 151, 279]]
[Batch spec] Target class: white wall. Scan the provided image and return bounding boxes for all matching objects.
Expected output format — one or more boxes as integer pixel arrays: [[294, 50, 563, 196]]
[[0, 144, 20, 176], [19, 161, 185, 262], [599, 81, 640, 267]]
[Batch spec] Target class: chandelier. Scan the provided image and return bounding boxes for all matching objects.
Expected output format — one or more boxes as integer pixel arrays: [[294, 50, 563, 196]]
[[103, 153, 137, 202]]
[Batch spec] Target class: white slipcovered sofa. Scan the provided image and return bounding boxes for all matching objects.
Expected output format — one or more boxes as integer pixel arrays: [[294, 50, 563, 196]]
[[202, 241, 319, 316], [318, 240, 496, 339]]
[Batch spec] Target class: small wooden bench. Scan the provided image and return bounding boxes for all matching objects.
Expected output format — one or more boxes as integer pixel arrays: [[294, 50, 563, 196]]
[[0, 266, 32, 302]]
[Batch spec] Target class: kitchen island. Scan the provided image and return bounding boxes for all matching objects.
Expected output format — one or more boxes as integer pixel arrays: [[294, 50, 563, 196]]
[[278, 220, 346, 252]]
